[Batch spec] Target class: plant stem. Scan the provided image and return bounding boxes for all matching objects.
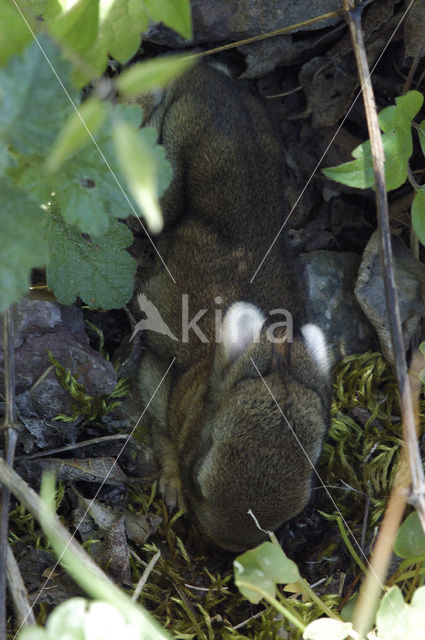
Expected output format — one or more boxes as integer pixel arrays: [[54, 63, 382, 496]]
[[336, 516, 368, 576]]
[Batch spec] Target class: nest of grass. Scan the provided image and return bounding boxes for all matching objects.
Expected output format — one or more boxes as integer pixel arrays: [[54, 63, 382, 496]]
[[122, 351, 424, 638], [8, 351, 424, 639]]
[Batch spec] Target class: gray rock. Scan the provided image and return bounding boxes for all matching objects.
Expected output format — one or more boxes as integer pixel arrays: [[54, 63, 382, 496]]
[[355, 230, 425, 365], [146, 0, 343, 45], [301, 251, 377, 364], [0, 297, 117, 445]]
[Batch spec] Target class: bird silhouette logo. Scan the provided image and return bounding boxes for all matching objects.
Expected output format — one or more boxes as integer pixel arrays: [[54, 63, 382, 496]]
[[130, 294, 178, 342]]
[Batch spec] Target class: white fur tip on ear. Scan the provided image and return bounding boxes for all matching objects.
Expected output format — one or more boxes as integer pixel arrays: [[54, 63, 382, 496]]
[[301, 324, 330, 374], [222, 302, 265, 360], [208, 61, 233, 77]]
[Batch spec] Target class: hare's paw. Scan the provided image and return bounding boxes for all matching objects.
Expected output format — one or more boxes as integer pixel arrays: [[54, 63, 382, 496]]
[[158, 464, 185, 510]]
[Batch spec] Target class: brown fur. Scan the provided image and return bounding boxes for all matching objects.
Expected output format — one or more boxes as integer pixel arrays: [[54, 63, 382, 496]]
[[136, 63, 330, 551]]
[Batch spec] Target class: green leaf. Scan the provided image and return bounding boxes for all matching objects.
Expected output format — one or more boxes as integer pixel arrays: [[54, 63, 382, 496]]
[[412, 187, 425, 246], [303, 619, 353, 640], [143, 0, 192, 40], [0, 144, 11, 176], [340, 594, 357, 622], [0, 0, 33, 65], [0, 35, 78, 154], [392, 91, 424, 122], [322, 90, 423, 192], [117, 55, 194, 96], [79, 601, 140, 640], [69, 0, 149, 86], [45, 210, 136, 309], [45, 98, 106, 172], [418, 119, 425, 156], [17, 626, 47, 640], [46, 104, 141, 235], [19, 0, 62, 21], [322, 143, 375, 190], [376, 585, 425, 640], [113, 118, 172, 234], [48, 0, 99, 56], [234, 541, 301, 604], [98, 0, 148, 63], [394, 511, 425, 559], [0, 178, 48, 312], [46, 598, 88, 640], [16, 159, 53, 205]]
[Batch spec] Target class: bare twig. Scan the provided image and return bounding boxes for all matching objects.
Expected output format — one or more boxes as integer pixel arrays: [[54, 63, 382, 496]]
[[6, 544, 35, 627], [15, 433, 131, 461], [351, 352, 422, 636], [341, 0, 425, 635], [0, 307, 22, 639], [186, 10, 345, 60], [403, 34, 425, 94], [343, 0, 425, 531], [132, 550, 161, 602], [407, 164, 422, 192], [407, 164, 421, 259]]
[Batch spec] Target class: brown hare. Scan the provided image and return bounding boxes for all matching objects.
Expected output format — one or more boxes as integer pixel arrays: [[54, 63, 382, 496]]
[[135, 62, 330, 552]]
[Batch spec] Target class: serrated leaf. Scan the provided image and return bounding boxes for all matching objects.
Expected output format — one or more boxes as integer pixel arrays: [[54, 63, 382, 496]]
[[394, 511, 425, 558], [45, 98, 106, 172], [113, 118, 172, 234], [48, 0, 99, 56], [45, 211, 136, 309], [143, 0, 192, 40], [45, 104, 142, 235], [0, 178, 48, 312], [117, 55, 193, 96], [303, 619, 353, 640], [412, 187, 425, 246], [376, 585, 425, 640], [418, 119, 425, 156], [98, 0, 148, 63], [0, 35, 78, 154], [234, 541, 301, 604], [323, 90, 422, 192], [0, 0, 33, 65]]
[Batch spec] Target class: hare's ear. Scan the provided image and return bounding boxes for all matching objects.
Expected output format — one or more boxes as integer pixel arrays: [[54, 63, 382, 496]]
[[300, 324, 330, 375], [221, 302, 266, 361]]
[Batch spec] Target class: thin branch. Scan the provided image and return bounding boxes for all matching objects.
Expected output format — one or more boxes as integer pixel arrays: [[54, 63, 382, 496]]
[[343, 0, 425, 530], [132, 550, 161, 602], [351, 352, 422, 636], [403, 34, 425, 94], [186, 10, 345, 60], [341, 0, 425, 636], [6, 544, 35, 627], [0, 307, 22, 639]]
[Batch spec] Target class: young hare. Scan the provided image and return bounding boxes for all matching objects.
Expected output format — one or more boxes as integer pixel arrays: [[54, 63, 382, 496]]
[[136, 62, 330, 552]]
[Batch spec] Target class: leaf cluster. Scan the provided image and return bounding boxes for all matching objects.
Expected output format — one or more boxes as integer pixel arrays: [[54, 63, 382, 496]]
[[323, 91, 425, 247], [0, 0, 193, 312]]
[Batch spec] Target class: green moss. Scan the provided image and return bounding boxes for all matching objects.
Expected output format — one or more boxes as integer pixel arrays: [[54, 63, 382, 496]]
[[48, 350, 130, 423]]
